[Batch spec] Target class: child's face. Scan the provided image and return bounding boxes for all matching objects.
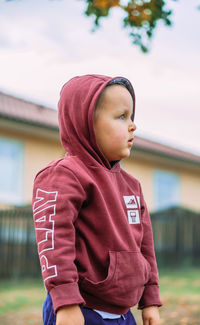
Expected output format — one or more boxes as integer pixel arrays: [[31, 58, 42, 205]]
[[94, 84, 136, 162]]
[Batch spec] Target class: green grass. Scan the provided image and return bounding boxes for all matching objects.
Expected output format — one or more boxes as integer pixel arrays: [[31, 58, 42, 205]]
[[0, 279, 45, 315], [133, 268, 200, 325], [159, 268, 200, 297], [0, 269, 200, 324]]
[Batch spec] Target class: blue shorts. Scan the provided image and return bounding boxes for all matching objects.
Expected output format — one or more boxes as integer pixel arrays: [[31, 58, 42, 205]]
[[81, 307, 137, 325], [43, 293, 137, 325]]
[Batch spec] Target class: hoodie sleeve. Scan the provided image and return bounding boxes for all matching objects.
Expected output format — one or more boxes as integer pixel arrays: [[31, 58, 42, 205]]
[[138, 184, 162, 309], [32, 163, 86, 313]]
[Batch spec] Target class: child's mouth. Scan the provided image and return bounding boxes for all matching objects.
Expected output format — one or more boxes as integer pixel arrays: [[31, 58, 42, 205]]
[[128, 138, 134, 146]]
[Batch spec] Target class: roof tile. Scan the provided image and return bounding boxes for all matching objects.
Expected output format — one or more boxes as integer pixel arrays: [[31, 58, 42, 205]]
[[0, 91, 200, 164], [0, 91, 58, 128]]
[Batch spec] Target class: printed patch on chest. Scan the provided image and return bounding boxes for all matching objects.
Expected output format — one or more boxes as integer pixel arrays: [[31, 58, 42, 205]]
[[123, 195, 141, 225], [127, 210, 140, 224], [123, 195, 138, 209]]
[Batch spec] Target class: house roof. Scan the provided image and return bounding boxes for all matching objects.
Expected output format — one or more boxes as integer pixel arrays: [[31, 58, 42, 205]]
[[1, 90, 200, 165], [0, 91, 58, 129], [133, 136, 200, 165]]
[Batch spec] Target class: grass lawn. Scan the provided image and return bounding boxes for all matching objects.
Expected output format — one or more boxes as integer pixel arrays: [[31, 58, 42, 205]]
[[132, 268, 200, 325], [0, 269, 200, 325], [0, 279, 45, 325]]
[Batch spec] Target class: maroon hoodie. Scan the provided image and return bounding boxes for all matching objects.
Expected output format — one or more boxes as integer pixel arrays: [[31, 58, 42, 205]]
[[32, 74, 162, 315]]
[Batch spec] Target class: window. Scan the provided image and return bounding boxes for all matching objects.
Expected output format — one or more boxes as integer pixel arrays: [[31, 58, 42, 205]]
[[154, 170, 180, 210], [0, 137, 24, 205]]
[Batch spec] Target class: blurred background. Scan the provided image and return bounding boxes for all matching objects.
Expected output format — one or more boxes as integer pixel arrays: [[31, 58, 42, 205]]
[[0, 0, 200, 324]]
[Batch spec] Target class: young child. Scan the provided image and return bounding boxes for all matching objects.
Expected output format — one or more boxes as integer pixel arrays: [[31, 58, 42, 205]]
[[32, 74, 162, 325]]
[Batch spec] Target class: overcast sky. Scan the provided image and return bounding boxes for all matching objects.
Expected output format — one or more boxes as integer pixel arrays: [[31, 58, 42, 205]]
[[0, 0, 200, 155]]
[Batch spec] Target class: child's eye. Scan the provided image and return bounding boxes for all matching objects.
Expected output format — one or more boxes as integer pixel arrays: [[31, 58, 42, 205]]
[[119, 114, 125, 120]]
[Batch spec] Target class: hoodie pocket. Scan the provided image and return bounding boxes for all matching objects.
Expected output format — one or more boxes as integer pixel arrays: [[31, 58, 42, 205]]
[[80, 250, 151, 307]]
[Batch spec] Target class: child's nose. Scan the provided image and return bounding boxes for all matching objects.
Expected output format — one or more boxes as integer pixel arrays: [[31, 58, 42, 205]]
[[129, 121, 136, 132]]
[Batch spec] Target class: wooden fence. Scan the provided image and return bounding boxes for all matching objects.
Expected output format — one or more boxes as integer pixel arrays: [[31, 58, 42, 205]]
[[0, 206, 200, 279], [151, 206, 200, 268], [0, 207, 40, 279]]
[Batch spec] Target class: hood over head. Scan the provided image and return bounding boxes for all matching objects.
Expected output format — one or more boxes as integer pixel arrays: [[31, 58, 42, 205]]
[[58, 74, 135, 169]]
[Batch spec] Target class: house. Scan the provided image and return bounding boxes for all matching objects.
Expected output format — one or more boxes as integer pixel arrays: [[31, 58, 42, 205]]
[[0, 91, 63, 208], [0, 91, 200, 212]]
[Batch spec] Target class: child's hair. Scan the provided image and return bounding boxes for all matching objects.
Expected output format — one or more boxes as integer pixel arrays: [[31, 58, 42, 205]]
[[107, 77, 134, 98], [94, 77, 135, 117]]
